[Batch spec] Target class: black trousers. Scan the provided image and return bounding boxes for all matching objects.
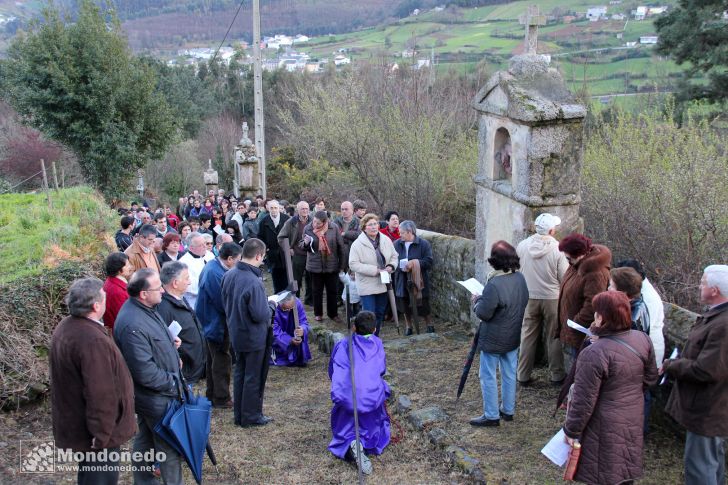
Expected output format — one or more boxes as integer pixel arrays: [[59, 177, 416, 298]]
[[292, 254, 313, 304], [205, 327, 231, 405], [233, 348, 267, 425], [77, 447, 120, 485], [271, 267, 288, 294], [311, 271, 339, 319]]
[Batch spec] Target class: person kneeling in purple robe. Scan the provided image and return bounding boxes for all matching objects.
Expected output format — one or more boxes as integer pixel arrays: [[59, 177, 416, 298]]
[[271, 292, 311, 366], [328, 311, 391, 475]]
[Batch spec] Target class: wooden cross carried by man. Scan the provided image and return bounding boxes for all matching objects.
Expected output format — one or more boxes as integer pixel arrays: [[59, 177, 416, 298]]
[[519, 5, 546, 55]]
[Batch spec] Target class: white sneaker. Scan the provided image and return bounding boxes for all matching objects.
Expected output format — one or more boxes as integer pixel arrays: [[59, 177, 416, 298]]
[[349, 439, 372, 475]]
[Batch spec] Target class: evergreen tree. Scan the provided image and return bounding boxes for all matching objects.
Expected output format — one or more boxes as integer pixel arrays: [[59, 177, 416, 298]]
[[655, 0, 728, 102], [0, 0, 176, 198]]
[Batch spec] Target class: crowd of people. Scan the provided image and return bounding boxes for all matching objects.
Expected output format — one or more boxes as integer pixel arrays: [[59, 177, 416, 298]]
[[47, 188, 727, 485], [469, 214, 727, 485]]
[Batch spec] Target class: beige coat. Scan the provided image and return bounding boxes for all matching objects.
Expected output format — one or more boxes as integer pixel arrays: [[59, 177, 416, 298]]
[[516, 234, 568, 300], [349, 232, 398, 296]]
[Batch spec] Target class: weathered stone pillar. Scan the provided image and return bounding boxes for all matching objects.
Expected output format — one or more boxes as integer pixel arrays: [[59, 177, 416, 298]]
[[472, 52, 586, 280], [203, 159, 219, 195], [234, 122, 260, 199]]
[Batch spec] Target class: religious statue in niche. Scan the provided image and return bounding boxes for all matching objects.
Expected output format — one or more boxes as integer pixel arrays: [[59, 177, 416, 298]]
[[494, 141, 512, 178]]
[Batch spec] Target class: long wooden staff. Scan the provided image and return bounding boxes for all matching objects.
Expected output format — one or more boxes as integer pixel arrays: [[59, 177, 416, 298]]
[[279, 237, 301, 331]]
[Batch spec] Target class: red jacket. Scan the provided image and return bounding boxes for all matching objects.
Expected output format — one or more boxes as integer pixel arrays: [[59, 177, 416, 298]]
[[380, 226, 400, 241], [167, 213, 180, 229], [103, 277, 128, 331]]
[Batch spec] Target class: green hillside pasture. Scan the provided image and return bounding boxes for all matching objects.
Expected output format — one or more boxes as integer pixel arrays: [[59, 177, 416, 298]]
[[566, 77, 626, 95], [622, 19, 659, 41], [555, 55, 681, 82], [481, 0, 599, 20], [0, 187, 117, 285]]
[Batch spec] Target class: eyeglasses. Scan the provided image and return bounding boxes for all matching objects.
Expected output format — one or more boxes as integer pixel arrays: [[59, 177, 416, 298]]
[[365, 222, 379, 228], [144, 286, 163, 292]]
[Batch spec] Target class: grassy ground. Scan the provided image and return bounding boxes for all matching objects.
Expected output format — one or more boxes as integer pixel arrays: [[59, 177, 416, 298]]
[[0, 286, 685, 483], [0, 328, 466, 484], [0, 187, 117, 284], [372, 322, 685, 484]]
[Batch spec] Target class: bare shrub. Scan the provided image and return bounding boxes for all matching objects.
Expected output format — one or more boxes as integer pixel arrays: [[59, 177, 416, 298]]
[[582, 103, 728, 310], [273, 62, 479, 235], [144, 139, 205, 202]]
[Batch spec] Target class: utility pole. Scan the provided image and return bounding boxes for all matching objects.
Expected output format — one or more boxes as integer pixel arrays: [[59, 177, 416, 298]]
[[252, 0, 266, 198]]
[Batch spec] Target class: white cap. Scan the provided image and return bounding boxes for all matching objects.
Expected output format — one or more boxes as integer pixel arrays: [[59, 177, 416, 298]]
[[534, 213, 561, 235]]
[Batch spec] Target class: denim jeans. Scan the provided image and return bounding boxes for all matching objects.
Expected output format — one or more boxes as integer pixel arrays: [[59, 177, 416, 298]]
[[360, 292, 388, 335], [478, 348, 518, 420], [685, 431, 726, 485]]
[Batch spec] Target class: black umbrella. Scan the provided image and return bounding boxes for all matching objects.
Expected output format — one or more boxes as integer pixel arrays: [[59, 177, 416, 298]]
[[456, 329, 480, 400]]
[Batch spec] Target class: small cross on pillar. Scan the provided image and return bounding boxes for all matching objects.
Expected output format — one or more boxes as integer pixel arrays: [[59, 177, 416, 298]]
[[519, 5, 546, 55]]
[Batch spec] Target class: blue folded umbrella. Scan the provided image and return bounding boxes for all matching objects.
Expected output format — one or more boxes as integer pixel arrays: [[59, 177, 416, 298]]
[[154, 378, 216, 484]]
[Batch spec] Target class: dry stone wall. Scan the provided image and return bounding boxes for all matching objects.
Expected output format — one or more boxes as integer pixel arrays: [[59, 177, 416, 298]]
[[418, 229, 697, 350]]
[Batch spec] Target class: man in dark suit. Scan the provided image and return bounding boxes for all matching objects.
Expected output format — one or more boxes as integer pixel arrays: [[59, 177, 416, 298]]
[[114, 269, 184, 484], [221, 238, 278, 427], [257, 199, 290, 293]]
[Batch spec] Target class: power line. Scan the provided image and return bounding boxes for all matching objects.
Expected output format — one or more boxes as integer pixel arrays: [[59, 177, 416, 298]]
[[211, 0, 247, 64]]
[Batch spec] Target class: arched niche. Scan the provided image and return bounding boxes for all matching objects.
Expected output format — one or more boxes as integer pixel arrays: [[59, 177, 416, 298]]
[[493, 127, 512, 183]]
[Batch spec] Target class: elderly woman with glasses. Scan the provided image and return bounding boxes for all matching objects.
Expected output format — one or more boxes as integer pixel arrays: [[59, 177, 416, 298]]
[[349, 213, 398, 336]]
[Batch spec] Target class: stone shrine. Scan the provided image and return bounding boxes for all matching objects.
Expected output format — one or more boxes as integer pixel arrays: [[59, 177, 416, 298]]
[[203, 158, 219, 194], [472, 5, 586, 279], [234, 122, 261, 199]]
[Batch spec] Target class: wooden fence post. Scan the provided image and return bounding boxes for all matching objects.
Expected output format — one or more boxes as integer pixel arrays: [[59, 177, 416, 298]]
[[51, 161, 60, 191], [40, 159, 52, 208]]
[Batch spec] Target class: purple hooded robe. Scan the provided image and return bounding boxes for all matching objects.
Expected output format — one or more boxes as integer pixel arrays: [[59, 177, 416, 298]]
[[328, 333, 391, 459], [271, 299, 311, 366]]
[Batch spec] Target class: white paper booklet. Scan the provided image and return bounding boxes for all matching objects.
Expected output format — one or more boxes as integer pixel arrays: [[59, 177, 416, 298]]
[[541, 428, 571, 467], [660, 347, 679, 385], [380, 270, 391, 284], [457, 277, 484, 296], [567, 319, 593, 337], [168, 320, 182, 340]]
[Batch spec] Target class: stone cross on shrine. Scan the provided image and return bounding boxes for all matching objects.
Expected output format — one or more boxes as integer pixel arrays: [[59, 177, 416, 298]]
[[519, 5, 546, 55]]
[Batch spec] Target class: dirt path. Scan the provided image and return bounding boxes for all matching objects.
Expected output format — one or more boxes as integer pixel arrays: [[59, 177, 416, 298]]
[[0, 313, 466, 484], [0, 301, 685, 484], [370, 320, 685, 484]]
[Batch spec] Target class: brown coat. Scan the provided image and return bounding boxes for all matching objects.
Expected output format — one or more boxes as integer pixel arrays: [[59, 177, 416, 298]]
[[303, 223, 345, 273], [124, 238, 161, 273], [50, 316, 136, 451], [557, 244, 612, 348], [665, 302, 728, 437], [564, 330, 658, 485]]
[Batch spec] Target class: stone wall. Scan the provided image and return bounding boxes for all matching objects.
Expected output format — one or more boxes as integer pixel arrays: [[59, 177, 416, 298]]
[[418, 230, 476, 329], [418, 228, 698, 349]]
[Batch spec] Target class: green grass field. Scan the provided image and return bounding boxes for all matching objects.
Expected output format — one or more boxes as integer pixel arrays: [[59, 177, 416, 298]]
[[299, 0, 684, 101], [0, 187, 116, 284]]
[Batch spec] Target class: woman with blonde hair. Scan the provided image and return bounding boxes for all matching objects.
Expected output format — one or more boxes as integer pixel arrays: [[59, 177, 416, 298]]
[[349, 213, 398, 335]]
